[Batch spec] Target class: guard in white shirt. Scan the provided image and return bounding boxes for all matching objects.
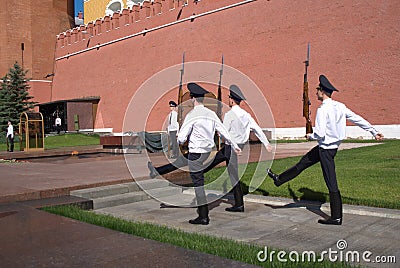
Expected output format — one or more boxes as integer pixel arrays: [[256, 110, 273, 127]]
[[202, 85, 272, 212], [55, 116, 62, 134], [179, 82, 241, 225], [267, 75, 384, 225], [167, 101, 179, 158], [7, 121, 14, 152]]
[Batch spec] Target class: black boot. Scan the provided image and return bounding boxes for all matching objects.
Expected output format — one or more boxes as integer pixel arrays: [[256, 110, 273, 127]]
[[147, 162, 158, 178], [267, 166, 301, 187], [225, 185, 244, 212], [266, 169, 281, 186], [225, 205, 244, 212], [189, 205, 209, 225], [318, 191, 342, 225]]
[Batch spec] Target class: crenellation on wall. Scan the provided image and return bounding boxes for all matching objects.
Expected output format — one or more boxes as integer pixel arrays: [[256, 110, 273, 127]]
[[104, 15, 111, 32], [87, 22, 94, 37], [167, 0, 174, 10], [94, 18, 103, 36], [57, 34, 65, 49], [154, 0, 162, 15], [72, 28, 79, 43], [55, 0, 205, 56], [79, 25, 87, 41], [121, 8, 131, 25], [132, 4, 140, 22], [65, 31, 71, 46], [142, 0, 151, 18], [112, 12, 121, 29]]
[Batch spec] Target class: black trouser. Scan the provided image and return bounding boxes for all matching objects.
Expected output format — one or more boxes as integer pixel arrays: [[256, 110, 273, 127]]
[[277, 145, 338, 191], [188, 152, 211, 218], [56, 125, 61, 134], [7, 135, 14, 152], [169, 131, 179, 157], [156, 145, 244, 207], [155, 153, 189, 175], [277, 145, 342, 219], [202, 144, 244, 207]]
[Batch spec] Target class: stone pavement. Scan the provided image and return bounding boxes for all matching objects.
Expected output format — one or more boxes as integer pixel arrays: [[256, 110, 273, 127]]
[[0, 142, 398, 267], [96, 195, 400, 268], [0, 202, 253, 268]]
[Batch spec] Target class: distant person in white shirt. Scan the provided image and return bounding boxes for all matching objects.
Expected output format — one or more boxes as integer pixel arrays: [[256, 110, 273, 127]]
[[178, 83, 241, 225], [55, 116, 61, 134], [267, 75, 384, 225], [167, 101, 179, 158], [202, 85, 272, 213], [7, 121, 14, 152]]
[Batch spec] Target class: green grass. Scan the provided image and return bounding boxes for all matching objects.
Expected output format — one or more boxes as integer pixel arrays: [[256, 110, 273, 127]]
[[43, 205, 350, 268], [0, 133, 100, 151], [43, 133, 100, 149], [206, 140, 400, 209], [270, 139, 380, 144]]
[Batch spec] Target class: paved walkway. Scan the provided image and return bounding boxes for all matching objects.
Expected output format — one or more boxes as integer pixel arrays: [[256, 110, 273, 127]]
[[0, 142, 398, 267]]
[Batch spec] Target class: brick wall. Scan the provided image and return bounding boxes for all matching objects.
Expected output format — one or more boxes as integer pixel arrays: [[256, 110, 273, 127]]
[[0, 0, 74, 107], [51, 0, 400, 132]]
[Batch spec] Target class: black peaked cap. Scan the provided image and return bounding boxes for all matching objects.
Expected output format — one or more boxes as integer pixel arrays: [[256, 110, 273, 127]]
[[187, 82, 209, 97], [229, 84, 246, 101], [169, 100, 177, 107], [319, 75, 339, 94]]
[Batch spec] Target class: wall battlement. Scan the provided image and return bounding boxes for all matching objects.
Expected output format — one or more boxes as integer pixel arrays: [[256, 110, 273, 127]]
[[56, 0, 227, 56]]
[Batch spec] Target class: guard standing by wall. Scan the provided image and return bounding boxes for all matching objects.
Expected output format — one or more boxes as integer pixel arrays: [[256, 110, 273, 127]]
[[7, 121, 14, 152], [167, 101, 179, 158], [55, 115, 62, 134]]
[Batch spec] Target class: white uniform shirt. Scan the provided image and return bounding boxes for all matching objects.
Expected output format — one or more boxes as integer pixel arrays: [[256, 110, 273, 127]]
[[55, 117, 61, 126], [309, 98, 378, 149], [167, 110, 179, 132], [178, 105, 240, 153], [7, 124, 13, 138], [223, 105, 270, 147]]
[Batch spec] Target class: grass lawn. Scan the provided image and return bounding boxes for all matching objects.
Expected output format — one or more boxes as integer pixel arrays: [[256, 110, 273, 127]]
[[0, 133, 100, 151], [43, 133, 100, 149], [205, 140, 400, 209]]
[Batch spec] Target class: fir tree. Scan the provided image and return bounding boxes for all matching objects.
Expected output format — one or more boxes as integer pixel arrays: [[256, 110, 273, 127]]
[[0, 62, 36, 133]]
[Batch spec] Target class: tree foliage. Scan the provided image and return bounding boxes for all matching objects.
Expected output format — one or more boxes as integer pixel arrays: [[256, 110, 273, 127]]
[[0, 62, 36, 132]]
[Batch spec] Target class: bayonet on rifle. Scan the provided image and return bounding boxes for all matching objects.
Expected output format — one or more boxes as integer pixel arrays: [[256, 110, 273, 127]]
[[217, 55, 224, 120], [178, 52, 185, 126]]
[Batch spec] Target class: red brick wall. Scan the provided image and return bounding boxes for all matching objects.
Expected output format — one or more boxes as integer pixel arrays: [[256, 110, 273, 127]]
[[52, 0, 400, 132], [28, 81, 52, 107], [0, 0, 73, 86]]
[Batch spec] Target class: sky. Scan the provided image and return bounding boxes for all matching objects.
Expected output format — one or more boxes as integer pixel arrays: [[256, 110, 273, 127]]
[[74, 0, 84, 17]]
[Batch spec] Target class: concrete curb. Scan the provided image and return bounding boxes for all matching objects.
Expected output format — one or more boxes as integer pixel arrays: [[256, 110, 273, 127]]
[[244, 194, 400, 220], [182, 189, 400, 219]]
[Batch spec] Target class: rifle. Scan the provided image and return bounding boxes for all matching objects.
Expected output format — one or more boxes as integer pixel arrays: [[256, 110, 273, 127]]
[[178, 52, 185, 126], [215, 55, 224, 150], [217, 55, 224, 120], [303, 43, 313, 134]]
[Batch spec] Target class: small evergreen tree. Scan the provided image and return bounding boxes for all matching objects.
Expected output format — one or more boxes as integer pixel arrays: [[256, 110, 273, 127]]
[[0, 62, 36, 133]]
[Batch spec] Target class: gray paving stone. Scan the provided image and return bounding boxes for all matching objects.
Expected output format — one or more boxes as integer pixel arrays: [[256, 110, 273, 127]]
[[95, 195, 400, 267]]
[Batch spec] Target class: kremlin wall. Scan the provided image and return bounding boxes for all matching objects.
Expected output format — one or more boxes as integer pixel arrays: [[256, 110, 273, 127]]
[[34, 0, 400, 137], [0, 0, 74, 101]]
